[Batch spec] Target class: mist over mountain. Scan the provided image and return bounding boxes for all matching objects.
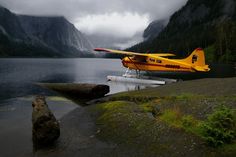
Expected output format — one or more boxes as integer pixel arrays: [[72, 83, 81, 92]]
[[129, 0, 236, 63], [143, 19, 167, 41], [0, 5, 94, 57]]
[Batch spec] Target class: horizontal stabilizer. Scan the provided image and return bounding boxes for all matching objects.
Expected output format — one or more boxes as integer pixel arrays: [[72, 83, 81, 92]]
[[193, 65, 210, 72]]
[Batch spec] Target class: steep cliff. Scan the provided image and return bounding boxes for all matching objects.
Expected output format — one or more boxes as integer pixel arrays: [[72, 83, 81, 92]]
[[143, 19, 167, 41], [0, 5, 93, 57]]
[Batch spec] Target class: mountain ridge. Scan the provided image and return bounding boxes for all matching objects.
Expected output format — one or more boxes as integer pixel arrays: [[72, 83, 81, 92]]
[[0, 6, 94, 57], [129, 0, 236, 63], [143, 19, 167, 41]]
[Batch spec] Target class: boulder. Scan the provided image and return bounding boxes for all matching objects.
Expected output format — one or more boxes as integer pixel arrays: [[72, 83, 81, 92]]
[[32, 95, 60, 146]]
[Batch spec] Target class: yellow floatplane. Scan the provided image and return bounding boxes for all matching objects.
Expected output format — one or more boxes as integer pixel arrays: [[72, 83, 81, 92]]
[[94, 48, 210, 84]]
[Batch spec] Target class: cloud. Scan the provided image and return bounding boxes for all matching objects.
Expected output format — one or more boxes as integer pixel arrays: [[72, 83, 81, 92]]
[[75, 12, 150, 38], [0, 0, 188, 22], [0, 0, 188, 48], [113, 37, 144, 50]]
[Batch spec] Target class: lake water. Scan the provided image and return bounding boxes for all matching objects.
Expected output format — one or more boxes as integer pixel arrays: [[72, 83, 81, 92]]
[[0, 58, 148, 101]]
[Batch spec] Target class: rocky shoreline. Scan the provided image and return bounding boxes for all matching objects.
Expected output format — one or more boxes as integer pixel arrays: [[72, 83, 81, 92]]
[[34, 78, 236, 157]]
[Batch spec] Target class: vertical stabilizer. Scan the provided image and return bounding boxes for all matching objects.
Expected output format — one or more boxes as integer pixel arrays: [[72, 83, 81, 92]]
[[182, 48, 210, 72]]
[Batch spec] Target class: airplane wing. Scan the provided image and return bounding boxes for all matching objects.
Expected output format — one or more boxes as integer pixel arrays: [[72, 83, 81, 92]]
[[94, 48, 150, 57], [152, 54, 175, 57], [95, 48, 192, 68], [94, 48, 175, 57]]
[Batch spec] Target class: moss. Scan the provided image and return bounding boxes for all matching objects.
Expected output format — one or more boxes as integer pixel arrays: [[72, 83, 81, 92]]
[[47, 96, 70, 101], [92, 101, 176, 155], [174, 93, 203, 100], [100, 101, 127, 110], [95, 101, 152, 140], [181, 115, 201, 134], [158, 109, 202, 135], [159, 109, 182, 128], [109, 95, 156, 104]]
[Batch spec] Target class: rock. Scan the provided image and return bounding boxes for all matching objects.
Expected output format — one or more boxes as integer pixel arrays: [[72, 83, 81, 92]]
[[32, 95, 60, 146], [152, 105, 162, 117], [39, 83, 110, 99]]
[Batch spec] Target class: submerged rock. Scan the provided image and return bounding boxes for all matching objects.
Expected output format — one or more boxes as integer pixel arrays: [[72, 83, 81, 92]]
[[32, 95, 60, 146]]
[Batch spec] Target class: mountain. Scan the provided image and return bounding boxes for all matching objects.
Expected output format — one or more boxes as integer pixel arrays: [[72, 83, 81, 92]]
[[0, 5, 94, 57], [129, 0, 236, 63], [143, 19, 167, 41]]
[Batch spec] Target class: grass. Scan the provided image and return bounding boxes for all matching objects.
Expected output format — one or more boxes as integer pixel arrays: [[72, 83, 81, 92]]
[[158, 109, 202, 135], [159, 109, 182, 127]]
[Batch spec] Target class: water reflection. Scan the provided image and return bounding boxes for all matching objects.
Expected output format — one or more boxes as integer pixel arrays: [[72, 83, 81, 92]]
[[108, 81, 159, 94]]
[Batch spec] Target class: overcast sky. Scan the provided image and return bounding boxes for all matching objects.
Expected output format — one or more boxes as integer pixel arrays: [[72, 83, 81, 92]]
[[0, 0, 188, 48]]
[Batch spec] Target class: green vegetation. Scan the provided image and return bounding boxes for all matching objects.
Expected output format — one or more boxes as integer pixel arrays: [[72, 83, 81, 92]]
[[158, 104, 236, 147], [204, 45, 216, 63], [159, 109, 198, 130], [200, 105, 236, 147], [181, 115, 199, 131], [90, 88, 236, 156]]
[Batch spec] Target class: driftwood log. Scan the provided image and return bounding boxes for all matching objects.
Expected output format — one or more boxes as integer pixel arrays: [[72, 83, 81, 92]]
[[39, 83, 110, 99], [32, 96, 60, 146]]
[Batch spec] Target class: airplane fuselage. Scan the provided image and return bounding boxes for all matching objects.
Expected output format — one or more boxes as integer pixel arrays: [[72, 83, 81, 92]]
[[122, 56, 195, 72]]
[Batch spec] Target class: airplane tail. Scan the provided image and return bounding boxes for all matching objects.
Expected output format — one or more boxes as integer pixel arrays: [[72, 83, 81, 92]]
[[182, 48, 210, 72]]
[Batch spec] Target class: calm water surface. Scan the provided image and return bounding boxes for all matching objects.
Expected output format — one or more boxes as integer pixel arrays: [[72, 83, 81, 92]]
[[0, 58, 154, 157], [0, 58, 147, 101]]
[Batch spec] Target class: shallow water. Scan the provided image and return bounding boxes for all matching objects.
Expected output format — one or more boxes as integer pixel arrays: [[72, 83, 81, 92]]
[[0, 96, 78, 157]]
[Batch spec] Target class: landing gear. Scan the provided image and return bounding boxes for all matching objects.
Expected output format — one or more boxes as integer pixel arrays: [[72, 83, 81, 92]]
[[136, 70, 141, 78], [123, 68, 141, 78]]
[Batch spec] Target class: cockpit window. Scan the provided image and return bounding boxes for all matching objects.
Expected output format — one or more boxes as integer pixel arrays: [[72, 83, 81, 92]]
[[156, 60, 162, 63], [149, 58, 155, 62], [134, 56, 147, 63]]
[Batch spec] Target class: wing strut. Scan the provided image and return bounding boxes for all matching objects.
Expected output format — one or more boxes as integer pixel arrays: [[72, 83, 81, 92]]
[[127, 57, 141, 78]]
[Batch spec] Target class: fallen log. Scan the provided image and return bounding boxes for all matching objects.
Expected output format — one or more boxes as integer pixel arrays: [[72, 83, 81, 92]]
[[32, 95, 60, 146], [38, 83, 110, 99]]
